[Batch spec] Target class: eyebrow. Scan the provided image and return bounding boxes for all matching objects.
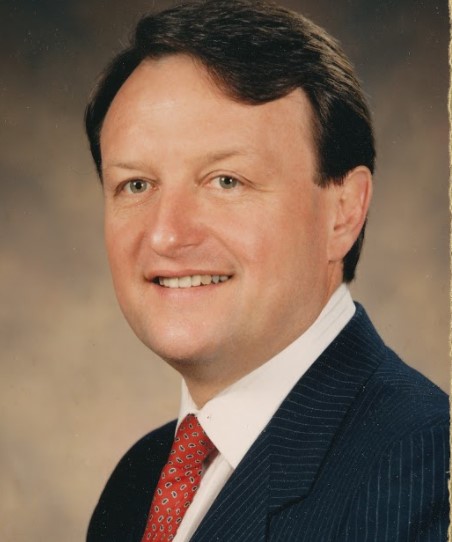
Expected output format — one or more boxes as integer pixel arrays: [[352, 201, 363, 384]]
[[101, 148, 251, 174], [102, 161, 148, 174], [202, 148, 249, 163]]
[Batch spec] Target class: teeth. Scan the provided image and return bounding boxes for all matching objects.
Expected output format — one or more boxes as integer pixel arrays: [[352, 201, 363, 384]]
[[158, 274, 230, 288], [200, 275, 212, 285], [178, 276, 192, 288]]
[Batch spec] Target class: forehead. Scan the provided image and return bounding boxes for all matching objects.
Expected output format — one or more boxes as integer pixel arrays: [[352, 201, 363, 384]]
[[101, 55, 317, 172]]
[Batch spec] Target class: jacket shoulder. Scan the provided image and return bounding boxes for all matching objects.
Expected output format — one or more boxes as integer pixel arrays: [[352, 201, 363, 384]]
[[267, 316, 449, 541], [358, 346, 448, 439], [322, 345, 450, 540]]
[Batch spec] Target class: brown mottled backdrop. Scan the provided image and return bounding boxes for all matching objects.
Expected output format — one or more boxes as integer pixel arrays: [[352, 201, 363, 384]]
[[1, 1, 449, 540]]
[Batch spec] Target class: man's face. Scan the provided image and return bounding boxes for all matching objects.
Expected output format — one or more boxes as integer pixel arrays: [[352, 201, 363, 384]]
[[101, 55, 344, 388]]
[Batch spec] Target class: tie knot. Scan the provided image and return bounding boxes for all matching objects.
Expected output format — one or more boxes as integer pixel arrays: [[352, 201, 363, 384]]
[[170, 414, 215, 469]]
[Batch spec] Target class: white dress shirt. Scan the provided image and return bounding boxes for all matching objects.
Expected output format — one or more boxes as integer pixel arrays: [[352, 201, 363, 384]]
[[173, 284, 355, 541]]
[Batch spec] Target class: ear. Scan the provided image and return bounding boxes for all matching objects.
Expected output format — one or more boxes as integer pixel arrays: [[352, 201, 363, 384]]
[[327, 166, 372, 262]]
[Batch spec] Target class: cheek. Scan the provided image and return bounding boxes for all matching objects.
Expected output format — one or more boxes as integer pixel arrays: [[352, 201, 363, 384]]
[[104, 211, 141, 278], [268, 207, 329, 276], [212, 207, 278, 269], [219, 210, 303, 278]]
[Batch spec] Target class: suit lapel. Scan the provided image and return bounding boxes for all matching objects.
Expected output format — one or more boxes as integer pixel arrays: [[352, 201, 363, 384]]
[[88, 419, 176, 542], [192, 305, 386, 541], [130, 421, 177, 539]]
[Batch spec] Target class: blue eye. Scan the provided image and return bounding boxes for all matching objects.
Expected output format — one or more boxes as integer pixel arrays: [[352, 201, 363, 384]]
[[125, 180, 149, 194], [217, 176, 239, 189]]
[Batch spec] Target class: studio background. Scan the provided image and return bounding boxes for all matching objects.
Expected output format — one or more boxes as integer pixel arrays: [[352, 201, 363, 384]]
[[1, 1, 449, 540]]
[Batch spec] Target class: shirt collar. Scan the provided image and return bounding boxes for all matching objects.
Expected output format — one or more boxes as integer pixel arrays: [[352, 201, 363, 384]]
[[178, 284, 355, 469]]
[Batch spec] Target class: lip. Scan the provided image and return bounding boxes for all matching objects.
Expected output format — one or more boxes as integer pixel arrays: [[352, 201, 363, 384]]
[[145, 270, 233, 281], [147, 275, 233, 296]]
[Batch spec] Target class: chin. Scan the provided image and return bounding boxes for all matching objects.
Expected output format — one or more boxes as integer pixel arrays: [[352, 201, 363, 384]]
[[137, 328, 215, 367]]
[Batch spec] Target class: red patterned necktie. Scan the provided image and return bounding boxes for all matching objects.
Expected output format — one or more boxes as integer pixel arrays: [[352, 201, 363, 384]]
[[140, 414, 215, 541]]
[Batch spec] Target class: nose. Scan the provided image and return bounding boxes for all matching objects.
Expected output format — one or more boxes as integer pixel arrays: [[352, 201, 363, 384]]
[[147, 187, 204, 257]]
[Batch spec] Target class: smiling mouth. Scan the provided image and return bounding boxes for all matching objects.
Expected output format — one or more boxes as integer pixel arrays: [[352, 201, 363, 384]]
[[152, 274, 231, 288]]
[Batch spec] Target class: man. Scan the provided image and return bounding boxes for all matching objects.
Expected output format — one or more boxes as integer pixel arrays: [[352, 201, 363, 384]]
[[85, 1, 449, 540]]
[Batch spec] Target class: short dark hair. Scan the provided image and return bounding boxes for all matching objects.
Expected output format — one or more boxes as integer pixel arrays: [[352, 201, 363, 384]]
[[85, 0, 375, 282]]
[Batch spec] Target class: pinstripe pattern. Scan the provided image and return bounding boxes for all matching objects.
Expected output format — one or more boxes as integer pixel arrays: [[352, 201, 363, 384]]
[[87, 305, 449, 541]]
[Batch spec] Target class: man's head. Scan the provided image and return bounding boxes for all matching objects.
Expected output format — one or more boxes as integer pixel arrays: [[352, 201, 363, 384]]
[[86, 0, 373, 401], [86, 0, 374, 282]]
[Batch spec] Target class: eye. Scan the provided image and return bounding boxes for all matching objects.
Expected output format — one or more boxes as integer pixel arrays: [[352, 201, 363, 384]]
[[214, 176, 240, 189], [124, 179, 149, 194]]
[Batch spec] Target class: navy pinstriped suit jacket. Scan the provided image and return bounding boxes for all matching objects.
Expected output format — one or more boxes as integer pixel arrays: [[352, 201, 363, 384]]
[[87, 305, 449, 541]]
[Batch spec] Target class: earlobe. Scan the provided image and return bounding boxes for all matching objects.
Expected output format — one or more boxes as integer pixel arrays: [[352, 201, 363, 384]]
[[327, 166, 373, 262]]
